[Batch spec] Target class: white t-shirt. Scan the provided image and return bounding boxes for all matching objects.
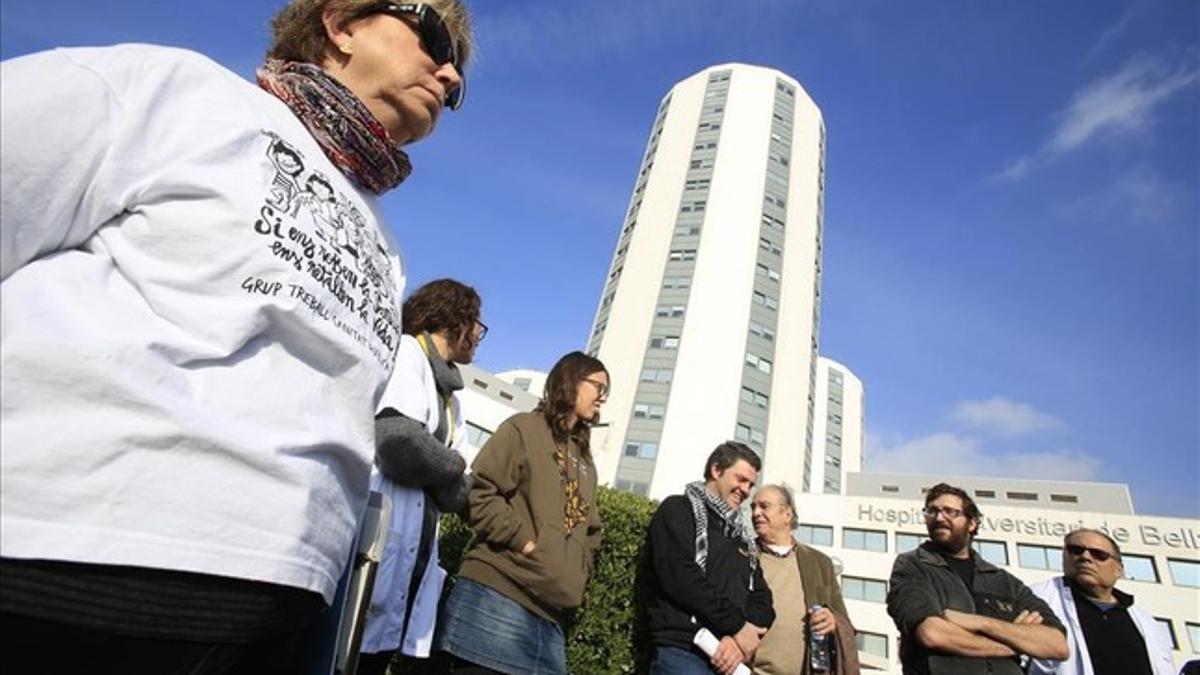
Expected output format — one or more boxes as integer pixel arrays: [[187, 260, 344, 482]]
[[0, 44, 406, 603]]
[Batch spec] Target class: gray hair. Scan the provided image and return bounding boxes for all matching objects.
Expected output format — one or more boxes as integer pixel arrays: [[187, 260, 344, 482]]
[[758, 484, 798, 529]]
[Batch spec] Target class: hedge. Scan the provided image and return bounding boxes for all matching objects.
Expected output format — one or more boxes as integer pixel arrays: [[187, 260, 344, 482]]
[[392, 486, 658, 675]]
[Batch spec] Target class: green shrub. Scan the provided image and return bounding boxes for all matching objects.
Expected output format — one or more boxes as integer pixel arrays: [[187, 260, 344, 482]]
[[565, 487, 658, 674], [391, 486, 657, 675]]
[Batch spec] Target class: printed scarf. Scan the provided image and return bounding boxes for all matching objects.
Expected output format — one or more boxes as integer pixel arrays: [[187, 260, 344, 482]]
[[684, 481, 759, 588], [257, 59, 412, 195]]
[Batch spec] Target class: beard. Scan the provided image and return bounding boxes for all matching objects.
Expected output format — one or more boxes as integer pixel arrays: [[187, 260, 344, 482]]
[[928, 523, 972, 555]]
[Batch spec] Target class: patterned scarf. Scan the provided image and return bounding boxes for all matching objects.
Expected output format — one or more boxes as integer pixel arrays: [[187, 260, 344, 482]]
[[684, 481, 759, 588], [257, 59, 412, 195]]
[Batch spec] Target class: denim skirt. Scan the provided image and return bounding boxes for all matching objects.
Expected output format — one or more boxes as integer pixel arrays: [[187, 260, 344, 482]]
[[437, 577, 566, 675]]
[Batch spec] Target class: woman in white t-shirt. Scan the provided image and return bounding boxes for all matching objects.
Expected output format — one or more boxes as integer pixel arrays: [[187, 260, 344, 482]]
[[0, 2, 473, 673]]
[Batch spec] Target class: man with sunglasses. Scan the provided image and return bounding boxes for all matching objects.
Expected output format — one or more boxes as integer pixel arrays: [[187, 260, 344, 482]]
[[886, 483, 1068, 674], [1027, 529, 1176, 675]]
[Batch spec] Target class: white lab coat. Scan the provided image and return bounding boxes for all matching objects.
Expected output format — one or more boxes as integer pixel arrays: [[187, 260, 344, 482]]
[[360, 335, 465, 657], [1028, 576, 1175, 675]]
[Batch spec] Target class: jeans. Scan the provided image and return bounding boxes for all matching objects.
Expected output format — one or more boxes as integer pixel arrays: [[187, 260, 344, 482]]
[[437, 578, 566, 675], [650, 646, 717, 675]]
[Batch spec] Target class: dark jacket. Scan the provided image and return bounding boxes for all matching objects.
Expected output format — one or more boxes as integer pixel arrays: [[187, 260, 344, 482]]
[[886, 542, 1065, 675], [644, 494, 775, 650], [458, 412, 602, 625], [792, 542, 850, 620], [793, 543, 860, 675]]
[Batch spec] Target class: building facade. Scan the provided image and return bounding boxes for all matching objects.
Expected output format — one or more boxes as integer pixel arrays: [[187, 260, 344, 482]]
[[584, 63, 827, 499], [809, 356, 865, 494], [794, 473, 1200, 672], [455, 363, 540, 465]]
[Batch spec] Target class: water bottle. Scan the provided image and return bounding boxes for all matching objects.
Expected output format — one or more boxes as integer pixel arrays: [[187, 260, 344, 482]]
[[808, 603, 832, 673]]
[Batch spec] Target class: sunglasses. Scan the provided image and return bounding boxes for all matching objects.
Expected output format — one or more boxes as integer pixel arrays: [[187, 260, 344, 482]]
[[1065, 543, 1118, 562], [365, 2, 466, 110]]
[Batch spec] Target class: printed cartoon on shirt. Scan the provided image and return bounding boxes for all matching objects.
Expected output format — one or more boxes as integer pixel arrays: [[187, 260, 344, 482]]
[[297, 171, 339, 242], [265, 134, 305, 217], [252, 131, 402, 368]]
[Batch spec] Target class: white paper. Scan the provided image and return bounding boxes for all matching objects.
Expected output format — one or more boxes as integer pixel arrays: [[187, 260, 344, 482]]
[[692, 628, 752, 675]]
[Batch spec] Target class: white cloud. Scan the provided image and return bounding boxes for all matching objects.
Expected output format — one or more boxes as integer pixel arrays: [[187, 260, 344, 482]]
[[996, 55, 1200, 180], [1057, 164, 1185, 227], [996, 156, 1033, 182], [949, 397, 1066, 437], [1083, 2, 1141, 64], [864, 432, 1101, 481], [1048, 57, 1198, 153]]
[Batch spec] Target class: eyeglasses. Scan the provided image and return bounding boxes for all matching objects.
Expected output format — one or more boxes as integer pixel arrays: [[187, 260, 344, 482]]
[[365, 2, 467, 110], [923, 506, 964, 521], [474, 320, 488, 343], [751, 500, 784, 511], [582, 378, 609, 398], [1065, 543, 1119, 563]]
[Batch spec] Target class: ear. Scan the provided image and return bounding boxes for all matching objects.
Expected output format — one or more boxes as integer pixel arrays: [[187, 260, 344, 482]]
[[322, 6, 357, 54]]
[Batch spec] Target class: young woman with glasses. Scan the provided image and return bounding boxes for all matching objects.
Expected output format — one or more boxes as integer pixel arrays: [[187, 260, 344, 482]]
[[437, 352, 610, 674]]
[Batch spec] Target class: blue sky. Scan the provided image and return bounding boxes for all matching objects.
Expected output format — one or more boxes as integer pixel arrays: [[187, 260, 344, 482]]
[[3, 0, 1197, 517]]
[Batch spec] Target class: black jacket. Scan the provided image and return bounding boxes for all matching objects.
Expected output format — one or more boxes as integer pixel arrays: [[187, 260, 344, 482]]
[[886, 542, 1065, 675], [643, 495, 774, 650]]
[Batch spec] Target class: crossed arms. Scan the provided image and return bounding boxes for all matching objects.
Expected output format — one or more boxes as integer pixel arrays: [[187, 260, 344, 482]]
[[915, 608, 1067, 659], [887, 554, 1069, 661]]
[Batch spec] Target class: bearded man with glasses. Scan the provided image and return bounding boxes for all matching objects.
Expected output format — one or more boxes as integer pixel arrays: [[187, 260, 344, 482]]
[[1027, 529, 1176, 675], [886, 483, 1068, 674]]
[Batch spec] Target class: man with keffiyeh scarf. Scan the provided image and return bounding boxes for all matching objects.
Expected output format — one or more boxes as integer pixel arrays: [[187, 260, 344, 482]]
[[0, 1, 474, 673], [643, 441, 776, 675]]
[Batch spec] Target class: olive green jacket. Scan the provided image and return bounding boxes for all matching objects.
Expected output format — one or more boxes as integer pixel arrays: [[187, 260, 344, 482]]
[[458, 412, 602, 624]]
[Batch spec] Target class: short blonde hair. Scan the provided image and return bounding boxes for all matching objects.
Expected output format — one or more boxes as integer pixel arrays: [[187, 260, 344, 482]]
[[268, 0, 474, 69]]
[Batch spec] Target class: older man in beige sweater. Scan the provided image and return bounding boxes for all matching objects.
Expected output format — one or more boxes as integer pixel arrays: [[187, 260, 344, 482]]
[[751, 485, 860, 675]]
